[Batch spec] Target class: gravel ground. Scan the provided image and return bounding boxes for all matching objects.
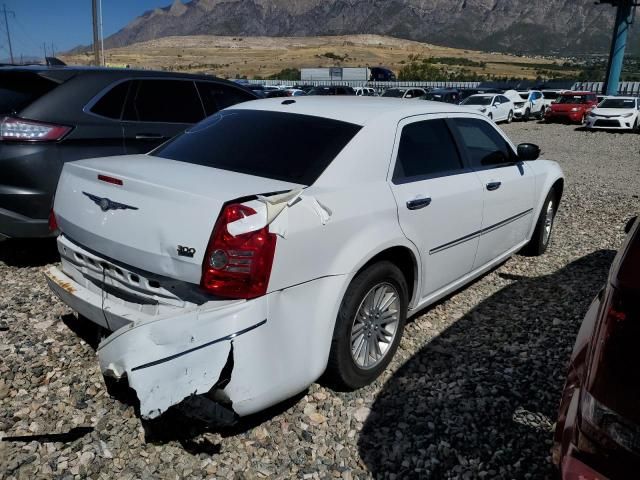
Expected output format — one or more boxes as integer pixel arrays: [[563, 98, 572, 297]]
[[1, 122, 639, 480]]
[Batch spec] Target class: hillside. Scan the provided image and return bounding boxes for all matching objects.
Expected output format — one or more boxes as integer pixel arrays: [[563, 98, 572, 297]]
[[61, 34, 571, 80], [91, 0, 624, 55]]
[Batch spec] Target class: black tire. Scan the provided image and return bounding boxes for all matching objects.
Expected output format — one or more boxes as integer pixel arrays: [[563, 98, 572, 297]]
[[507, 110, 513, 124], [326, 261, 408, 390], [522, 188, 558, 257], [524, 108, 531, 121]]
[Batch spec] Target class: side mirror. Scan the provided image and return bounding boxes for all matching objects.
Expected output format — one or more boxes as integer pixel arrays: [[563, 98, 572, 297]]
[[517, 143, 541, 161], [625, 216, 638, 234]]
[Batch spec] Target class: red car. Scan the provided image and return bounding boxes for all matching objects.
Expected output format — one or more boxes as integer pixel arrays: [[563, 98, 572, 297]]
[[553, 216, 640, 480], [545, 91, 599, 124]]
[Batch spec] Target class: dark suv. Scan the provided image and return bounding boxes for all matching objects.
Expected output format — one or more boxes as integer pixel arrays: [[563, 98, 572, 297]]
[[0, 66, 257, 239]]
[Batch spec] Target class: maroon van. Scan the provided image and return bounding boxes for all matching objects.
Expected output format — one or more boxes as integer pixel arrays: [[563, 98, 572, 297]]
[[553, 216, 640, 479]]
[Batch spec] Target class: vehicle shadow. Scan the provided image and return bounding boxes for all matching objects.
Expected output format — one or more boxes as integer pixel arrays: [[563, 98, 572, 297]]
[[358, 250, 615, 479], [0, 238, 59, 267]]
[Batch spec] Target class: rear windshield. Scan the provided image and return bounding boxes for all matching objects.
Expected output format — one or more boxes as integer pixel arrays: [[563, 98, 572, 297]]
[[382, 89, 405, 98], [543, 91, 560, 100], [152, 110, 362, 185], [463, 96, 492, 106], [557, 95, 591, 104], [0, 72, 58, 114]]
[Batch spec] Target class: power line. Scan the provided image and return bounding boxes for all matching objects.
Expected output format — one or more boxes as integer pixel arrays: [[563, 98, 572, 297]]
[[2, 4, 14, 63]]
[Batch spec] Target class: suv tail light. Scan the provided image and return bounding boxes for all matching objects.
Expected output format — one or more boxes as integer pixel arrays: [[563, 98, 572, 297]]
[[0, 116, 71, 142], [201, 204, 277, 299], [48, 208, 59, 234]]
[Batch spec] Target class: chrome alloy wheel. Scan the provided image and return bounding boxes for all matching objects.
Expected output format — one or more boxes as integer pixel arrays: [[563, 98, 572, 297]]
[[543, 200, 555, 246], [350, 282, 400, 370]]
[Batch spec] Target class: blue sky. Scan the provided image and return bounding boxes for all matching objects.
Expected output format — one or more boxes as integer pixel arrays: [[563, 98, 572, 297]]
[[1, 0, 172, 59]]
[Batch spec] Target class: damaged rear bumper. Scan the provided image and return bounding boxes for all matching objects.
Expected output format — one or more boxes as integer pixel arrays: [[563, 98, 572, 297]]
[[45, 237, 348, 421]]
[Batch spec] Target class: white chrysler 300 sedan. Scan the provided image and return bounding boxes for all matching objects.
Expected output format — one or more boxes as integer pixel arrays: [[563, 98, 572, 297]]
[[45, 98, 564, 421]]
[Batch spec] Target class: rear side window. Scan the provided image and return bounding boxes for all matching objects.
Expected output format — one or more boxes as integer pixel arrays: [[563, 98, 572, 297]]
[[0, 72, 58, 115], [452, 118, 514, 168], [152, 110, 361, 185], [123, 79, 204, 123], [393, 119, 464, 183], [196, 82, 255, 116], [90, 80, 131, 119]]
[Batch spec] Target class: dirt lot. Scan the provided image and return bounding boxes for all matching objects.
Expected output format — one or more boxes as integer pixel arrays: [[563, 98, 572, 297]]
[[0, 122, 639, 479], [61, 34, 568, 80]]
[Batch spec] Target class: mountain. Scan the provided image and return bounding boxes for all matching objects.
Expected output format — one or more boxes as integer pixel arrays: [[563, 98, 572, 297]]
[[99, 0, 625, 55]]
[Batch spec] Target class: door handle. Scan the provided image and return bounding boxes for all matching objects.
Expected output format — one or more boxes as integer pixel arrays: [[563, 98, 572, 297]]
[[406, 197, 432, 210], [135, 134, 165, 140], [486, 182, 502, 192]]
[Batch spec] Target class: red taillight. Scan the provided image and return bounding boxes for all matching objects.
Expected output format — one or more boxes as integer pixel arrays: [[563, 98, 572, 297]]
[[201, 204, 277, 299], [98, 174, 123, 186], [48, 208, 59, 234], [0, 116, 71, 142], [586, 287, 640, 430]]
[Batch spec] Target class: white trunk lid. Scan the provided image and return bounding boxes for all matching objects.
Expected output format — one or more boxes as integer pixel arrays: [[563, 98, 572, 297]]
[[55, 154, 302, 285]]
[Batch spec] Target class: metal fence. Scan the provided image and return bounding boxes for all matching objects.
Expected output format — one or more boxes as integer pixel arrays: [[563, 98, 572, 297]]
[[574, 82, 640, 95], [248, 79, 640, 95]]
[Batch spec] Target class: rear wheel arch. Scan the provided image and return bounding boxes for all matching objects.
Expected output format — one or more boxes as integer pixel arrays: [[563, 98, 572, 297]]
[[551, 178, 564, 207], [354, 246, 418, 306]]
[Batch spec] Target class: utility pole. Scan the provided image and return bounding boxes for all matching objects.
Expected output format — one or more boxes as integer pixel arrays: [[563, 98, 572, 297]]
[[2, 4, 14, 64], [92, 0, 101, 66], [99, 0, 105, 66]]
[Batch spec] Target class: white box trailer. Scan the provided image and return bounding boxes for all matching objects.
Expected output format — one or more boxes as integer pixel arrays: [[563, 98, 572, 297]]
[[301, 67, 371, 82]]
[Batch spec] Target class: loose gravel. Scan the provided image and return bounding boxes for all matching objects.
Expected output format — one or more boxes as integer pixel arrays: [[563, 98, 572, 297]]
[[1, 122, 639, 480]]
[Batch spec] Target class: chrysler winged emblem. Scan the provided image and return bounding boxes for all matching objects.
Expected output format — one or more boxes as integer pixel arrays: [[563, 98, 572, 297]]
[[82, 192, 139, 212]]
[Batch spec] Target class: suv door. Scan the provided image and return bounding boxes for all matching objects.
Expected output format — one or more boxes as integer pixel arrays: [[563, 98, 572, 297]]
[[122, 79, 206, 154], [388, 117, 484, 299], [450, 116, 535, 269]]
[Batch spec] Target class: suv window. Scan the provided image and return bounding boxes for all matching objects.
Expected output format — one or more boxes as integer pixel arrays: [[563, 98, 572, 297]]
[[196, 82, 255, 116], [0, 72, 58, 115], [452, 118, 514, 168], [393, 119, 464, 182], [123, 79, 204, 123], [153, 110, 361, 185], [90, 80, 132, 119]]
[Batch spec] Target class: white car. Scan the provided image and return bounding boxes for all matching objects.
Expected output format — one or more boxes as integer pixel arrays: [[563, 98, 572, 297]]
[[505, 90, 545, 120], [45, 98, 564, 422], [585, 96, 640, 131], [354, 87, 377, 97], [461, 94, 514, 123], [381, 87, 426, 99]]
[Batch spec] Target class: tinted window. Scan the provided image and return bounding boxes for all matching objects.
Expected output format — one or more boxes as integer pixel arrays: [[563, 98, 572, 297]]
[[0, 72, 58, 115], [153, 110, 361, 185], [90, 80, 131, 119], [393, 120, 463, 182], [499, 96, 510, 103], [556, 95, 589, 104], [197, 82, 255, 115], [453, 118, 514, 168], [123, 80, 204, 123]]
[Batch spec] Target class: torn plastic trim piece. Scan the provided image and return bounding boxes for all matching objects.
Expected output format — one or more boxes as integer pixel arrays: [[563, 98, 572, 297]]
[[226, 188, 304, 237], [131, 319, 267, 372]]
